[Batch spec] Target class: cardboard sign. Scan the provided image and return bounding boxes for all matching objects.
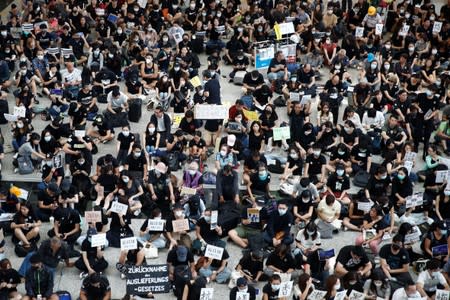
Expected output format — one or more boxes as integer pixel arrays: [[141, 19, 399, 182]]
[[375, 23, 384, 35], [110, 201, 128, 215], [242, 109, 259, 122], [91, 233, 107, 247], [180, 186, 196, 196], [278, 281, 293, 297], [405, 193, 424, 208], [247, 208, 260, 223], [85, 211, 102, 223], [189, 76, 202, 88], [355, 26, 364, 38], [46, 47, 60, 55], [436, 170, 449, 183], [194, 104, 228, 120], [399, 24, 410, 36], [126, 264, 170, 294], [13, 106, 26, 118], [435, 289, 450, 300], [307, 290, 327, 300], [433, 21, 443, 33], [210, 210, 218, 230], [357, 201, 372, 212], [349, 290, 365, 299], [204, 244, 224, 260], [172, 219, 189, 232], [200, 288, 214, 300], [21, 23, 34, 32], [236, 292, 250, 300], [273, 127, 290, 141], [300, 94, 312, 105], [61, 48, 74, 57], [290, 92, 300, 101], [146, 219, 166, 231], [121, 237, 137, 251], [171, 113, 184, 127]]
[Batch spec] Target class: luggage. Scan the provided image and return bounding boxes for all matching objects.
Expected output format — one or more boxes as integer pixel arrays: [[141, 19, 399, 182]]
[[56, 291, 72, 300], [233, 71, 247, 85], [107, 111, 129, 128], [128, 98, 142, 122], [167, 152, 180, 172], [17, 156, 34, 175], [218, 202, 240, 236]]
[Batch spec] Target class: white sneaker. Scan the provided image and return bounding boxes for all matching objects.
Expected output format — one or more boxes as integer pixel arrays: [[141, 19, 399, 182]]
[[121, 273, 126, 279], [13, 153, 18, 159], [13, 168, 19, 174], [79, 272, 88, 279]]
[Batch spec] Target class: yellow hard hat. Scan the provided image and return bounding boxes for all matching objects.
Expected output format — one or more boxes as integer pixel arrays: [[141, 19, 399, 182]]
[[368, 6, 376, 16]]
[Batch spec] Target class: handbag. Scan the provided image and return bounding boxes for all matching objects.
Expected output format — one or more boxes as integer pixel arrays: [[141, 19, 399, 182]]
[[144, 243, 158, 259]]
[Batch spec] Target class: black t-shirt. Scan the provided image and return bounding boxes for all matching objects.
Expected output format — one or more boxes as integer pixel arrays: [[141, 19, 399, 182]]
[[243, 73, 264, 88], [68, 104, 88, 127], [125, 152, 146, 171], [295, 197, 313, 215], [366, 176, 391, 198], [166, 247, 195, 266], [38, 239, 69, 268], [140, 218, 166, 234], [351, 146, 371, 164], [81, 237, 104, 258], [327, 174, 350, 193], [13, 211, 37, 228], [363, 214, 388, 233], [249, 172, 270, 193], [117, 132, 135, 150], [266, 253, 295, 272], [180, 118, 200, 135], [54, 208, 81, 234], [238, 254, 264, 275], [37, 189, 58, 215], [97, 173, 118, 194], [210, 248, 230, 269], [204, 78, 221, 105], [0, 268, 21, 293], [81, 275, 110, 300], [305, 154, 326, 176], [262, 283, 280, 300], [196, 217, 220, 243], [379, 244, 410, 268], [336, 245, 370, 271]]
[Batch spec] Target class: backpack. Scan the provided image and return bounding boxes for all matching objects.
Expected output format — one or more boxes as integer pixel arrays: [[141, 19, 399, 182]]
[[123, 65, 139, 82], [267, 159, 284, 174], [56, 290, 72, 300], [353, 170, 370, 188], [173, 264, 192, 298], [15, 242, 37, 257], [202, 171, 216, 185], [188, 195, 201, 217], [17, 156, 34, 175], [167, 152, 180, 172]]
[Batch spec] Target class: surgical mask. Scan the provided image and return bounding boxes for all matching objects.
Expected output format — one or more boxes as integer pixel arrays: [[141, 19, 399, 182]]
[[374, 281, 383, 287], [271, 284, 280, 291], [188, 170, 196, 176], [397, 174, 405, 180], [220, 150, 227, 156], [334, 283, 341, 290], [349, 281, 357, 285], [148, 128, 155, 134], [44, 135, 52, 142], [429, 15, 435, 21], [315, 38, 321, 43], [290, 153, 298, 159], [380, 174, 387, 180], [162, 37, 169, 42], [204, 216, 211, 223], [155, 170, 161, 176], [202, 11, 207, 16], [134, 151, 141, 157], [210, 71, 216, 76], [5, 49, 10, 53], [290, 77, 297, 82], [337, 169, 345, 176], [17, 123, 24, 128], [174, 67, 180, 71], [258, 26, 263, 32], [371, 63, 377, 69], [432, 49, 437, 55], [190, 4, 196, 9], [384, 63, 390, 69], [134, 38, 139, 42], [385, 44, 391, 49], [326, 39, 331, 44], [238, 27, 243, 32], [304, 130, 312, 135], [327, 9, 333, 14], [344, 127, 352, 133], [37, 55, 44, 60], [146, 58, 152, 64], [278, 208, 287, 216], [405, 13, 411, 18], [303, 198, 310, 203], [259, 171, 268, 180], [444, 190, 450, 196], [313, 150, 321, 156], [0, 31, 6, 36], [122, 130, 130, 137], [338, 150, 346, 155], [46, 161, 53, 166], [78, 159, 85, 165], [108, 53, 114, 58], [122, 177, 129, 183], [134, 7, 139, 12], [94, 50, 100, 56], [175, 211, 184, 217], [335, 64, 341, 70], [217, 12, 222, 17], [172, 4, 178, 9], [117, 28, 123, 34], [162, 77, 168, 82], [409, 47, 415, 52], [441, 230, 448, 236]]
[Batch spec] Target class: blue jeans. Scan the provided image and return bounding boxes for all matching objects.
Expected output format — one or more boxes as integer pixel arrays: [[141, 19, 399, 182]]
[[268, 71, 290, 81], [263, 230, 294, 246], [12, 136, 26, 152], [137, 233, 166, 248], [199, 266, 231, 283], [48, 104, 69, 118]]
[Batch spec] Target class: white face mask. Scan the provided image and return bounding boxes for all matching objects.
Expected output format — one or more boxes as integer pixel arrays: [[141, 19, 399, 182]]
[[188, 170, 196, 176], [146, 58, 152, 64], [271, 284, 280, 291], [148, 128, 155, 133], [108, 53, 114, 58], [335, 283, 341, 290], [371, 63, 377, 69], [122, 177, 129, 183], [122, 130, 130, 137], [162, 37, 169, 42], [117, 28, 123, 34], [432, 49, 437, 55], [220, 150, 227, 156], [190, 4, 196, 9], [278, 208, 287, 216], [17, 123, 24, 128], [384, 64, 390, 69], [290, 153, 298, 159], [0, 31, 6, 36], [405, 13, 411, 18], [313, 150, 321, 156], [175, 210, 184, 217], [94, 50, 100, 56], [374, 281, 383, 287], [409, 47, 415, 52], [37, 55, 44, 60], [134, 151, 141, 157]]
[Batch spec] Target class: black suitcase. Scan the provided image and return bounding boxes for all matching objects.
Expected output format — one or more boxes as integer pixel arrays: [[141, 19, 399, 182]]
[[128, 98, 142, 122]]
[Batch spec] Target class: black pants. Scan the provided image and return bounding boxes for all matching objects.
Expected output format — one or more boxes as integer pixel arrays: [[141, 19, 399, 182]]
[[75, 257, 108, 273], [48, 228, 81, 246]]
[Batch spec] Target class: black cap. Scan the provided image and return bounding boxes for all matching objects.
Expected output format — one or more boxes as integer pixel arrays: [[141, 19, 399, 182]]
[[30, 253, 42, 264], [19, 61, 27, 68], [175, 130, 184, 137]]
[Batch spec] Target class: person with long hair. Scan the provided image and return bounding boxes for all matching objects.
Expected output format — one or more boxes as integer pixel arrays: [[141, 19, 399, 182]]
[[293, 273, 315, 300], [324, 275, 343, 300], [11, 202, 41, 248], [363, 268, 391, 300]]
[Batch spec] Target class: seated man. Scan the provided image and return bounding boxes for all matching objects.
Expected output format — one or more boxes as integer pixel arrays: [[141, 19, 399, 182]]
[[296, 63, 317, 97], [267, 51, 290, 82], [195, 208, 225, 248], [246, 162, 272, 204], [335, 245, 372, 278], [36, 183, 61, 222], [263, 201, 293, 247], [24, 254, 58, 300], [379, 234, 412, 284], [87, 114, 114, 144], [416, 259, 450, 299], [229, 50, 249, 80], [216, 165, 240, 206], [228, 203, 264, 248], [391, 280, 422, 300], [47, 207, 82, 254], [79, 273, 111, 300], [104, 87, 129, 122]]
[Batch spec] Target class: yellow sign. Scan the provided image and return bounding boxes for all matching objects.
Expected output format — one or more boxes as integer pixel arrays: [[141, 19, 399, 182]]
[[243, 109, 259, 122], [274, 23, 282, 40], [190, 76, 202, 88]]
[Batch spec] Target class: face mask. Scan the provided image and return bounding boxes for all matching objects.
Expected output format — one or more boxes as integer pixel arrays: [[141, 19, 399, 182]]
[[175, 210, 184, 217], [148, 128, 155, 134], [17, 123, 24, 129], [202, 12, 207, 16], [399, 9, 405, 14], [303, 198, 310, 203], [385, 44, 391, 49], [271, 284, 280, 291], [0, 31, 6, 37], [313, 150, 321, 156], [431, 49, 438, 55], [258, 26, 263, 32], [344, 127, 352, 133], [204, 216, 211, 223], [337, 169, 345, 176], [441, 230, 448, 236], [409, 47, 415, 52], [371, 63, 377, 69], [315, 38, 321, 43], [235, 117, 242, 122], [380, 174, 387, 180], [349, 281, 357, 285], [384, 64, 390, 70], [444, 190, 450, 196], [163, 37, 169, 42], [304, 130, 312, 135], [334, 283, 341, 290], [238, 27, 243, 32], [405, 13, 411, 18], [123, 130, 130, 137], [397, 174, 405, 180], [338, 150, 346, 155], [5, 49, 10, 53], [37, 55, 44, 60], [46, 161, 53, 166], [210, 71, 216, 76], [290, 153, 298, 159], [108, 53, 114, 58], [259, 171, 268, 180], [134, 38, 139, 42], [134, 7, 139, 12], [278, 208, 287, 216], [117, 29, 123, 34], [426, 90, 433, 97], [155, 170, 161, 176], [44, 135, 52, 142], [174, 67, 180, 71], [146, 58, 152, 64], [78, 159, 85, 165], [134, 151, 141, 157], [94, 50, 100, 56], [327, 9, 333, 14], [190, 4, 196, 9], [374, 281, 383, 287], [220, 150, 227, 156], [162, 77, 168, 82], [217, 12, 222, 17], [188, 170, 196, 176], [335, 64, 341, 70], [122, 177, 129, 183]]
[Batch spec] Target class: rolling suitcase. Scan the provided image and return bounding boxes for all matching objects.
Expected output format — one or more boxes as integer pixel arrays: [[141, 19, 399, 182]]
[[128, 98, 142, 122]]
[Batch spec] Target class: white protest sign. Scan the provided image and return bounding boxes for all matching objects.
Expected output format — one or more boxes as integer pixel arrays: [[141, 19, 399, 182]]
[[200, 288, 214, 300], [357, 201, 372, 212], [436, 289, 450, 300], [436, 170, 449, 183], [405, 193, 424, 208], [404, 151, 417, 162], [236, 291, 250, 300], [404, 161, 414, 174], [204, 244, 224, 260], [110, 201, 128, 215], [433, 21, 443, 33], [210, 210, 218, 230], [404, 226, 421, 244], [172, 219, 189, 232], [137, 0, 147, 8], [13, 106, 26, 118], [194, 104, 228, 120], [273, 127, 290, 141], [85, 211, 101, 223], [335, 290, 347, 300], [307, 290, 327, 300], [147, 219, 166, 231], [0, 229, 3, 241], [120, 236, 137, 251], [180, 186, 196, 196], [349, 290, 365, 299], [399, 24, 410, 36], [278, 22, 295, 35], [4, 114, 18, 122], [290, 92, 300, 101], [91, 233, 107, 247], [375, 23, 384, 35], [278, 281, 293, 297], [355, 26, 364, 38], [75, 130, 86, 138], [300, 94, 312, 105]]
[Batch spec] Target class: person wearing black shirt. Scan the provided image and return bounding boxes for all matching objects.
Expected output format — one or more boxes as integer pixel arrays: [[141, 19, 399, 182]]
[[24, 254, 57, 300], [47, 207, 81, 249], [198, 248, 231, 283], [77, 84, 99, 120], [37, 183, 61, 222], [264, 244, 300, 279], [167, 245, 197, 281], [229, 50, 249, 80], [63, 132, 94, 167], [195, 209, 225, 248], [36, 237, 73, 272], [75, 228, 108, 277], [303, 145, 327, 188], [236, 251, 264, 283], [247, 162, 272, 201], [203, 70, 221, 104], [296, 64, 317, 96], [267, 51, 289, 82], [326, 166, 351, 205], [262, 274, 283, 300], [263, 201, 294, 246], [11, 202, 41, 247], [379, 234, 412, 283], [230, 277, 257, 300], [68, 99, 88, 130], [147, 162, 174, 217], [79, 273, 111, 300], [116, 125, 136, 165], [350, 140, 373, 174], [0, 258, 22, 299], [365, 166, 391, 203], [92, 68, 118, 97], [41, 153, 63, 188], [216, 165, 240, 205], [243, 70, 264, 94], [335, 245, 372, 278], [416, 90, 440, 156], [125, 144, 148, 183]]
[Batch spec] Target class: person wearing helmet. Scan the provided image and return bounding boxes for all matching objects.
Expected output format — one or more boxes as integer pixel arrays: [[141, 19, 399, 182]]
[[361, 6, 383, 32]]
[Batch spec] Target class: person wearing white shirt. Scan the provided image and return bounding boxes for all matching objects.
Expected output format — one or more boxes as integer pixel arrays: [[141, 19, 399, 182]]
[[362, 108, 385, 132], [417, 259, 450, 299], [60, 60, 82, 98], [392, 280, 422, 300]]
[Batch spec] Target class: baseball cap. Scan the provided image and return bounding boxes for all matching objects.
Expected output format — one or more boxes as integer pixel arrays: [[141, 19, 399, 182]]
[[155, 162, 167, 174], [237, 277, 247, 287], [176, 246, 188, 261], [48, 182, 61, 195], [227, 134, 236, 146]]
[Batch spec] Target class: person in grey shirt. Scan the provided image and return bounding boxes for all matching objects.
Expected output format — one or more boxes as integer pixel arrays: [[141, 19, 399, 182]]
[[106, 87, 128, 114], [293, 177, 320, 203]]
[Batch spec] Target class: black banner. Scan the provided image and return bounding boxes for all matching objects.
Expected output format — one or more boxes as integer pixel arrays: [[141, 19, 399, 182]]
[[126, 264, 170, 294]]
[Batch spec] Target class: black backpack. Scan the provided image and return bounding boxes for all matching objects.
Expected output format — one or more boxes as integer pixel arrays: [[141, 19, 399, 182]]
[[167, 152, 180, 172], [188, 195, 201, 217], [173, 264, 192, 299]]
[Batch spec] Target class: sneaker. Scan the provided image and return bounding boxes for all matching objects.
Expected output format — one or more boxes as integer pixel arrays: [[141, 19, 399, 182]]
[[79, 272, 88, 279], [13, 168, 19, 174], [120, 273, 126, 279], [13, 152, 19, 159]]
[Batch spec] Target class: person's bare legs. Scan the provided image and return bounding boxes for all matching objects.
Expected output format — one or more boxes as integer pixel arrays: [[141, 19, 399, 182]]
[[228, 229, 248, 248]]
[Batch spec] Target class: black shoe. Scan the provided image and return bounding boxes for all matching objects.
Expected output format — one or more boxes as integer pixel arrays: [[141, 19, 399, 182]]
[[332, 229, 339, 234], [34, 99, 40, 104]]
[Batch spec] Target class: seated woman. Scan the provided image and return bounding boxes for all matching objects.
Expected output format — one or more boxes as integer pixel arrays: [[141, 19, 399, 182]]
[[164, 204, 192, 250], [246, 162, 273, 202], [391, 167, 413, 215], [355, 205, 390, 255], [343, 196, 367, 231], [106, 196, 133, 248], [94, 165, 119, 210], [117, 170, 143, 216], [281, 146, 303, 184], [382, 139, 400, 176], [338, 120, 359, 151], [138, 207, 166, 249], [234, 250, 264, 284], [195, 251, 232, 284], [264, 244, 300, 281], [293, 222, 321, 277], [0, 258, 22, 300], [11, 202, 41, 248], [421, 220, 449, 266], [116, 240, 146, 279], [293, 190, 314, 227], [214, 144, 235, 172], [363, 268, 391, 300], [180, 161, 204, 200], [224, 111, 248, 149], [181, 276, 207, 300], [14, 132, 46, 172], [75, 227, 108, 278], [398, 222, 422, 263], [326, 143, 352, 174], [293, 273, 315, 300], [11, 117, 33, 153]]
